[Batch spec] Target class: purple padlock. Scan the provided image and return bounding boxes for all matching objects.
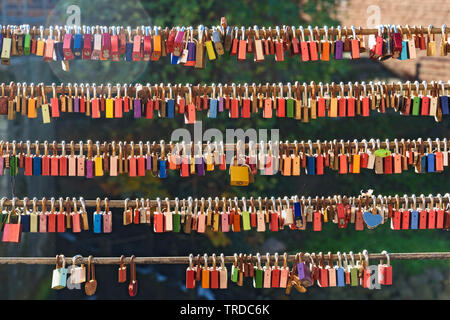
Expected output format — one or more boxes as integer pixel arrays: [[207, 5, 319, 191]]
[[186, 42, 196, 64], [196, 157, 205, 176], [297, 261, 306, 279], [74, 97, 80, 112], [146, 154, 152, 171], [218, 97, 224, 112], [0, 157, 4, 175], [86, 159, 94, 179], [134, 99, 141, 118], [334, 40, 343, 60]]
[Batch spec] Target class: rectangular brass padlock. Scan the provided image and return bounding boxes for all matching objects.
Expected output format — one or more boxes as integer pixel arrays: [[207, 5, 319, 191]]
[[195, 41, 205, 69]]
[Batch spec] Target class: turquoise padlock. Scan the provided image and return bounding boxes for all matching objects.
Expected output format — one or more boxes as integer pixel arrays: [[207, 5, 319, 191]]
[[93, 212, 102, 233], [51, 254, 68, 290]]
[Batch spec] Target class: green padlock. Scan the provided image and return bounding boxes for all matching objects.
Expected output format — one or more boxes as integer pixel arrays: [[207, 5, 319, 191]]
[[286, 98, 294, 118], [374, 149, 391, 158], [253, 253, 263, 288], [349, 251, 359, 286], [24, 32, 30, 55], [231, 254, 239, 283], [173, 213, 181, 232], [242, 210, 251, 231], [412, 96, 421, 116], [9, 155, 17, 176], [241, 198, 251, 231]]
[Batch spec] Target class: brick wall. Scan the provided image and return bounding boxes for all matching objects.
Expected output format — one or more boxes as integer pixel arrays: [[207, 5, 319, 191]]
[[336, 0, 450, 81]]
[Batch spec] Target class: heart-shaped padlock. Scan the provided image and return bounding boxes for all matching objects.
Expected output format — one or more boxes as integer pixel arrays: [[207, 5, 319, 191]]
[[363, 211, 383, 229], [84, 255, 97, 296]]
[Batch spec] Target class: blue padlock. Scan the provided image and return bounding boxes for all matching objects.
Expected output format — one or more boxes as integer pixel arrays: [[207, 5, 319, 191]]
[[21, 212, 30, 232], [421, 155, 427, 173], [33, 156, 42, 175], [55, 42, 64, 61], [399, 41, 408, 60], [293, 200, 302, 223], [209, 99, 218, 118], [159, 159, 167, 178], [440, 95, 449, 115], [93, 212, 102, 233], [167, 99, 175, 119], [73, 32, 82, 59], [410, 210, 419, 229], [336, 266, 345, 287], [307, 156, 316, 175], [427, 153, 435, 173], [171, 53, 179, 64], [125, 42, 133, 61]]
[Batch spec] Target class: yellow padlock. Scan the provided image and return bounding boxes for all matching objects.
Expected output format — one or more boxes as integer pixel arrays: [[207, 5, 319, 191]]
[[230, 165, 250, 186], [329, 97, 338, 117], [105, 98, 114, 118], [205, 40, 216, 60], [36, 39, 45, 56], [206, 154, 214, 171], [94, 156, 103, 176]]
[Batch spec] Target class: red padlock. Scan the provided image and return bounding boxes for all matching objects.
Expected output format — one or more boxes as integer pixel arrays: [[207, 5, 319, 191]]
[[270, 211, 279, 232], [313, 210, 322, 231], [378, 251, 392, 285], [2, 201, 22, 243], [118, 255, 127, 283], [47, 198, 57, 232], [317, 253, 329, 287]]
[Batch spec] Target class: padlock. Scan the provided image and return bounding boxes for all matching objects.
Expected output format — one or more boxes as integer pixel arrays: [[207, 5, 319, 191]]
[[93, 197, 103, 233], [317, 253, 329, 287], [229, 158, 251, 186], [326, 252, 337, 287], [186, 254, 196, 289], [102, 198, 112, 233], [253, 254, 264, 289], [118, 255, 127, 283], [71, 197, 81, 233], [378, 251, 392, 285], [84, 255, 97, 296], [335, 252, 346, 287], [71, 255, 86, 284], [2, 201, 22, 243], [279, 253, 290, 288], [218, 253, 228, 289], [128, 255, 138, 296], [51, 255, 68, 290]]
